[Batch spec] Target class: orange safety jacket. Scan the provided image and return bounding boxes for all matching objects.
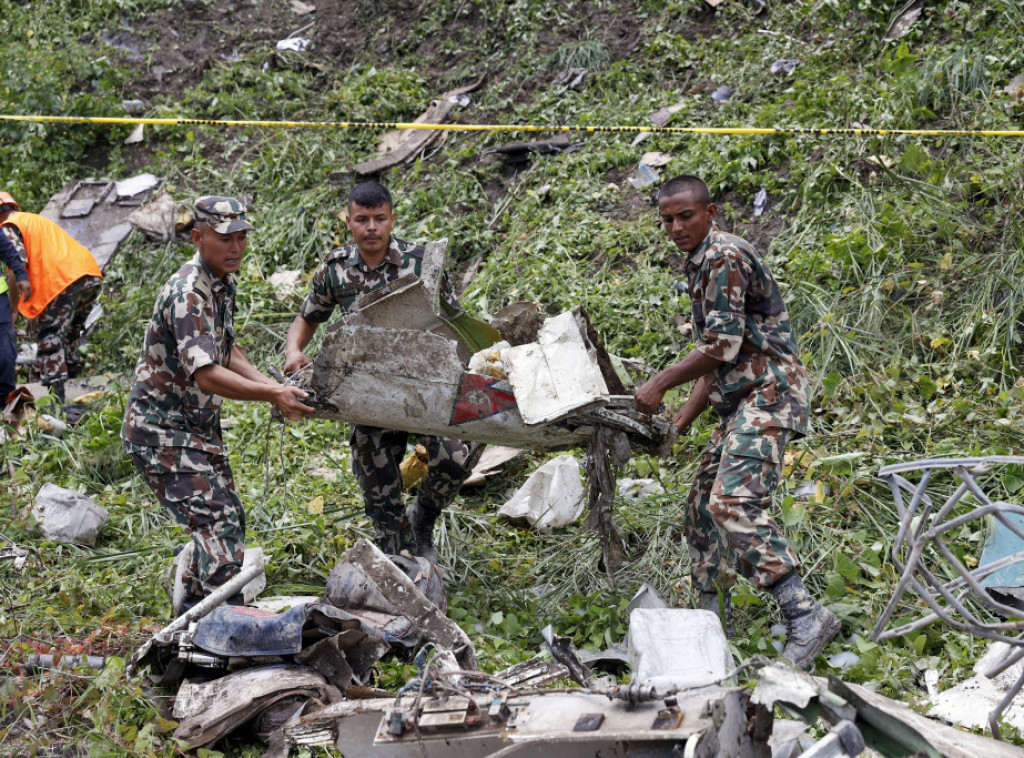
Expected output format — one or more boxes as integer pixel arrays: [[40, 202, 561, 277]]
[[1, 212, 102, 319]]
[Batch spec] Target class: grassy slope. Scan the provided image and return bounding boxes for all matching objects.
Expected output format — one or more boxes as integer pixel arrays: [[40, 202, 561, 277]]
[[2, 0, 1024, 753]]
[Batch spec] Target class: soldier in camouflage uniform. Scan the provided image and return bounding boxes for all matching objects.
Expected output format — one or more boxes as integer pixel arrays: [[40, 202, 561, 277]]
[[0, 195, 102, 404], [123, 196, 314, 616], [284, 182, 478, 563], [635, 175, 839, 670]]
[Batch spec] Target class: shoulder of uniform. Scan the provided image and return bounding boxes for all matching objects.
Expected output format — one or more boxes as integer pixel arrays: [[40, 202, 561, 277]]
[[394, 237, 424, 259], [317, 243, 352, 264]]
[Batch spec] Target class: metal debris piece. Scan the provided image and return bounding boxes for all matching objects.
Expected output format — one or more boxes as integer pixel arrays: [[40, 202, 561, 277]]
[[770, 59, 801, 74], [649, 101, 686, 127], [31, 483, 109, 546], [541, 625, 594, 687], [552, 67, 588, 92], [485, 133, 577, 168], [344, 539, 478, 670], [712, 84, 734, 102], [871, 456, 1024, 739], [629, 609, 733, 691], [461, 445, 523, 486], [929, 641, 1024, 735], [753, 188, 768, 217], [355, 78, 484, 175], [883, 0, 923, 41]]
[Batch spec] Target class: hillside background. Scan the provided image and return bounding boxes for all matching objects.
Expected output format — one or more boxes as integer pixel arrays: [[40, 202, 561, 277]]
[[2, 0, 1024, 754]]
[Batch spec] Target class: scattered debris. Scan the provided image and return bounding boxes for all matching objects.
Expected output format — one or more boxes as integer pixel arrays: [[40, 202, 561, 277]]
[[39, 176, 160, 268], [753, 187, 768, 217], [267, 269, 304, 299], [883, 0, 924, 41], [770, 59, 801, 74], [871, 456, 1024, 739], [399, 444, 429, 489], [355, 78, 484, 175], [289, 0, 315, 13], [1005, 73, 1024, 100], [497, 454, 585, 531], [627, 161, 660, 189], [640, 151, 672, 168], [121, 99, 145, 114], [711, 84, 734, 102], [649, 101, 686, 127], [124, 123, 145, 144], [929, 641, 1024, 734], [462, 445, 523, 486], [616, 478, 665, 498], [485, 133, 578, 169], [115, 173, 160, 198], [629, 609, 733, 690], [31, 483, 110, 546], [626, 582, 670, 614], [127, 190, 181, 242], [552, 67, 588, 92], [276, 37, 311, 52]]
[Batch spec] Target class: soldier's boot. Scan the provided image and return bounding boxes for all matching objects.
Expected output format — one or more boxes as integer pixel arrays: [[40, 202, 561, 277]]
[[770, 573, 840, 670], [699, 589, 735, 638], [406, 500, 440, 565]]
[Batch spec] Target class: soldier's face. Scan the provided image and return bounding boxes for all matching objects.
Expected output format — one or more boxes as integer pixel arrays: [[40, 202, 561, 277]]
[[658, 191, 716, 254], [193, 226, 248, 279], [346, 202, 395, 260]]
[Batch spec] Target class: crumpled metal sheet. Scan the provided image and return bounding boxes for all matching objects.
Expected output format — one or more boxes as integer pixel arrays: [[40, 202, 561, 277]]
[[192, 603, 361, 657], [172, 664, 341, 749]]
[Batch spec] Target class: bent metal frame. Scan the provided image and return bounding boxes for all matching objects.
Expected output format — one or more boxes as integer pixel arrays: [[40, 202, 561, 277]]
[[871, 455, 1024, 740]]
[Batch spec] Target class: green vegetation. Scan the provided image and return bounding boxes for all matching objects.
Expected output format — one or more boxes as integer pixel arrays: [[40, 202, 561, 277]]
[[2, 0, 1024, 753]]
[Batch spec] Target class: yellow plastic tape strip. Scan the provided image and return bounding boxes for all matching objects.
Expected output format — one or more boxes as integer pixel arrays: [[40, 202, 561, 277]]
[[2, 113, 1024, 137]]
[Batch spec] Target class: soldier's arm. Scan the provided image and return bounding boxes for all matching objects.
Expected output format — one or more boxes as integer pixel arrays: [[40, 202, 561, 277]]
[[672, 374, 712, 433], [193, 363, 314, 421], [283, 315, 318, 374], [226, 345, 276, 385], [635, 350, 722, 415]]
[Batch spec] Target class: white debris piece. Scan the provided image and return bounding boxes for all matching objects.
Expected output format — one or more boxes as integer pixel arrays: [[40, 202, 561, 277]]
[[276, 37, 310, 52], [928, 641, 1024, 733], [267, 269, 304, 299], [497, 455, 584, 531], [31, 483, 110, 546], [115, 172, 160, 198], [617, 477, 665, 499], [501, 310, 609, 424], [628, 608, 733, 691]]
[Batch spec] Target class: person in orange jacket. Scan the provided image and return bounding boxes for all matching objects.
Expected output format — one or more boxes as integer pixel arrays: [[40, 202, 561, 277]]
[[0, 191, 102, 404]]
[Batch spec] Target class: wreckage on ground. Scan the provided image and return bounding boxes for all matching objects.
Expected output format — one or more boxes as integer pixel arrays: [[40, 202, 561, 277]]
[[115, 538, 1024, 757]]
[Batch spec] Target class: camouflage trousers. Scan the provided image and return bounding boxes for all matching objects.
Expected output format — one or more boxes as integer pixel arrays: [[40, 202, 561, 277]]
[[38, 275, 101, 387], [686, 424, 800, 592], [350, 424, 480, 554], [124, 441, 245, 597]]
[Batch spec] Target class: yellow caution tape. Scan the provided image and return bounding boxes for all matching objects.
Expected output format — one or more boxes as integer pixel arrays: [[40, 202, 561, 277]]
[[2, 113, 1024, 137]]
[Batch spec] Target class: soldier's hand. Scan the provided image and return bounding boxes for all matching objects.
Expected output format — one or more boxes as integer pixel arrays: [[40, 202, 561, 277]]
[[634, 379, 665, 416], [283, 351, 312, 375], [274, 385, 315, 421], [17, 280, 31, 302], [673, 406, 696, 434]]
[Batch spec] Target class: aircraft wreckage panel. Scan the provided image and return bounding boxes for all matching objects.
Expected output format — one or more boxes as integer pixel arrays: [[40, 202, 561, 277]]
[[308, 326, 593, 448]]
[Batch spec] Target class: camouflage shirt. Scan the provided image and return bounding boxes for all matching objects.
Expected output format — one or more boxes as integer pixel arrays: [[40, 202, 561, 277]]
[[1, 226, 29, 272], [299, 235, 455, 323], [121, 252, 236, 453], [686, 223, 808, 433]]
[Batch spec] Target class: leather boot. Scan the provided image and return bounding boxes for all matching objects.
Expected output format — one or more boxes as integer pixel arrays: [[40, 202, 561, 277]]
[[699, 588, 735, 638], [770, 573, 840, 670], [406, 500, 440, 564]]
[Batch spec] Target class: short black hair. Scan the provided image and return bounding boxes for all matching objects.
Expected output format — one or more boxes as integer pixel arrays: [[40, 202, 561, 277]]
[[657, 175, 711, 206], [348, 182, 393, 211], [0, 204, 16, 214]]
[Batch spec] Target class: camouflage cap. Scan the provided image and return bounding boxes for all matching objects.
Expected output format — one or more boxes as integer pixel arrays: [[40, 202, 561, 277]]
[[193, 196, 254, 234]]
